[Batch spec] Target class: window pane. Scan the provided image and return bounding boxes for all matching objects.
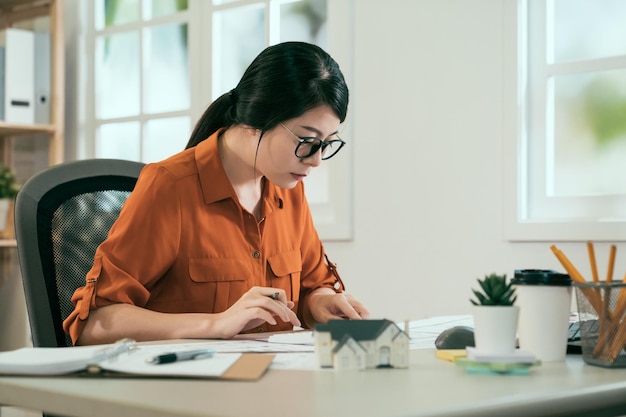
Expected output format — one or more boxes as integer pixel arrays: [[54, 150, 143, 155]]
[[95, 0, 140, 30], [280, 0, 327, 47], [144, 23, 190, 113], [212, 0, 238, 5], [212, 5, 265, 98], [143, 117, 190, 163], [97, 122, 141, 160], [96, 31, 140, 119], [553, 0, 626, 62], [552, 69, 626, 196], [146, 0, 188, 19]]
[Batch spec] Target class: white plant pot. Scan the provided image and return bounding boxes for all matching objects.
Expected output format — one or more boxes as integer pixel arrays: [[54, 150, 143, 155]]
[[472, 305, 519, 355], [0, 198, 10, 231]]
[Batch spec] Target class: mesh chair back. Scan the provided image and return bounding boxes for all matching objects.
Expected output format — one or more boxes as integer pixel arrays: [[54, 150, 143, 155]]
[[15, 159, 145, 347]]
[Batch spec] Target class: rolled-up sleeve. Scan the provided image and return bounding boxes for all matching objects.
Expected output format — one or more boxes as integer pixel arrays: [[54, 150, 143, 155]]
[[295, 184, 345, 323], [63, 164, 181, 344]]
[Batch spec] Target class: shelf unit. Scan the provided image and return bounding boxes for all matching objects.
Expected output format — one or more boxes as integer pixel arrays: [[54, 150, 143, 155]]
[[0, 0, 64, 246]]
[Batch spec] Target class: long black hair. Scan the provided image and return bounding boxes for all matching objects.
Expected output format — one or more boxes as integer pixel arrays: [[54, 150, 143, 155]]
[[185, 41, 349, 148]]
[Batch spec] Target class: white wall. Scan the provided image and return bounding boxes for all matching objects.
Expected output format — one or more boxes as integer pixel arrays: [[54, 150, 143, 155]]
[[323, 0, 625, 322]]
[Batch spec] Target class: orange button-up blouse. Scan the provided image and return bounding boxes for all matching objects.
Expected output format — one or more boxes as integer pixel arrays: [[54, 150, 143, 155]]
[[62, 131, 344, 344]]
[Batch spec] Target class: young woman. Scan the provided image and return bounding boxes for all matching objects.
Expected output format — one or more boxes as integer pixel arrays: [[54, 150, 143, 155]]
[[64, 41, 369, 345]]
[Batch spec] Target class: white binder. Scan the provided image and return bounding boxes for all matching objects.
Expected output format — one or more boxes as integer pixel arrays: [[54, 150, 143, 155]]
[[0, 28, 35, 124], [34, 32, 51, 124]]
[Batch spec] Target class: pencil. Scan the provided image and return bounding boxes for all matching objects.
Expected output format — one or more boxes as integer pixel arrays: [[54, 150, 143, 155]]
[[550, 245, 603, 314], [550, 245, 587, 284], [611, 272, 626, 324], [606, 245, 617, 283], [587, 241, 599, 283], [591, 266, 625, 362], [595, 276, 626, 361]]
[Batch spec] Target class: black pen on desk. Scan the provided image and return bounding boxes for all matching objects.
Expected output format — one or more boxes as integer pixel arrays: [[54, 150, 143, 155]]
[[146, 348, 215, 365]]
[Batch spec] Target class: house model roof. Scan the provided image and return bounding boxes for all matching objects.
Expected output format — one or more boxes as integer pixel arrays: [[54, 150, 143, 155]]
[[314, 319, 400, 341]]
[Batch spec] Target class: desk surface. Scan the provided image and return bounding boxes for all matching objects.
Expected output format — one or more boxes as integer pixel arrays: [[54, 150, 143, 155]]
[[2, 349, 626, 417]]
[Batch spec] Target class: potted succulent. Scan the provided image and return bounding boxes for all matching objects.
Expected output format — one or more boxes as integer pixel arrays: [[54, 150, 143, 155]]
[[0, 164, 20, 232], [470, 273, 517, 306], [470, 273, 519, 355]]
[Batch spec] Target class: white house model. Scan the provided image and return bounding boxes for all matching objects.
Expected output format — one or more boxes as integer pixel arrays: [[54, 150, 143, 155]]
[[314, 319, 410, 371]]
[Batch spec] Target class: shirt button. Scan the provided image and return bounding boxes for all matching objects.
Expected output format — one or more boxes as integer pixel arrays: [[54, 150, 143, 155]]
[[252, 251, 260, 258], [257, 327, 265, 333]]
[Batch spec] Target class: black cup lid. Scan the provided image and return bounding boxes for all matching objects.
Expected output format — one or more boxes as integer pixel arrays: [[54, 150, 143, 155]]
[[511, 269, 572, 286]]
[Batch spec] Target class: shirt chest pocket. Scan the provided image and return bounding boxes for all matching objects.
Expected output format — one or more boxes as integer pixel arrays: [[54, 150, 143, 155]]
[[188, 258, 251, 282], [188, 258, 249, 313], [267, 250, 302, 301]]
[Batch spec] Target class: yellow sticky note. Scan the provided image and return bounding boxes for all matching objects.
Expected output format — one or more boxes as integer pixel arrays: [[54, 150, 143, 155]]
[[436, 349, 467, 362]]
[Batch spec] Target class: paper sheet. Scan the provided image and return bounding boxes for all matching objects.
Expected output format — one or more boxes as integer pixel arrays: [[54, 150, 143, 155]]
[[202, 339, 314, 353], [101, 348, 241, 377], [266, 315, 475, 370], [267, 331, 314, 345], [402, 315, 474, 350]]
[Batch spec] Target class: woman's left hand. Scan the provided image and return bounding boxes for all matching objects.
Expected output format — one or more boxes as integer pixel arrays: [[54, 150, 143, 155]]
[[306, 289, 370, 325]]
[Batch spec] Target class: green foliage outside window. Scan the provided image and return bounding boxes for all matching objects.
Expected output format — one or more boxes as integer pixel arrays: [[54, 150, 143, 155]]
[[583, 77, 626, 147]]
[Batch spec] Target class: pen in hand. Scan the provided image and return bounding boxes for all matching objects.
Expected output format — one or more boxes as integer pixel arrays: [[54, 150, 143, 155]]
[[146, 348, 216, 365]]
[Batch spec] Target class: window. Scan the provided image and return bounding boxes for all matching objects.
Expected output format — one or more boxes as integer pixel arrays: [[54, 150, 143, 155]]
[[87, 0, 191, 163], [79, 0, 354, 240], [505, 0, 626, 241]]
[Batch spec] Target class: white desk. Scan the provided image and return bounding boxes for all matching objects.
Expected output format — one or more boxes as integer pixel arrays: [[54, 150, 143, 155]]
[[1, 349, 626, 417]]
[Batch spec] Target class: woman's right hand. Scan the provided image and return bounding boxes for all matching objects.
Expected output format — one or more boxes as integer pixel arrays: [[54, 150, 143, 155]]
[[77, 287, 301, 344], [213, 286, 301, 338]]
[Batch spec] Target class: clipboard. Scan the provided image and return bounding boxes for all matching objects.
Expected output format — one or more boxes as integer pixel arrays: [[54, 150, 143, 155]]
[[0, 339, 275, 381]]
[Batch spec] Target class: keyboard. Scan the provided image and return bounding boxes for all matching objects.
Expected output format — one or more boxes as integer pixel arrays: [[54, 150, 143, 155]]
[[568, 321, 582, 342], [567, 319, 600, 354]]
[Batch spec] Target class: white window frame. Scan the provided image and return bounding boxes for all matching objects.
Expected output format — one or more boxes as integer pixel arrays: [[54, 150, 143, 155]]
[[79, 1, 193, 162], [504, 0, 626, 242]]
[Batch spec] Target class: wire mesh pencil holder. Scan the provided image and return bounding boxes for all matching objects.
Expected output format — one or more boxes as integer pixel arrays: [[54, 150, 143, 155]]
[[573, 282, 626, 368]]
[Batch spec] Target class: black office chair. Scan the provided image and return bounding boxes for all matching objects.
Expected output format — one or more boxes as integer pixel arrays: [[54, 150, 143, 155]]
[[14, 158, 145, 348]]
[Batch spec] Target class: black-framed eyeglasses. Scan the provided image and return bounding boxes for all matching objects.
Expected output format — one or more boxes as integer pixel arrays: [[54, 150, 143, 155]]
[[280, 123, 346, 160]]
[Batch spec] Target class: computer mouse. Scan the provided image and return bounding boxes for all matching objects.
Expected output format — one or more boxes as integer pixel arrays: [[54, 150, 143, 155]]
[[434, 326, 475, 350]]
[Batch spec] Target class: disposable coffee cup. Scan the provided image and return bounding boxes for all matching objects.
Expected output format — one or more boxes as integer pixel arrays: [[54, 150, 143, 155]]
[[511, 269, 572, 362]]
